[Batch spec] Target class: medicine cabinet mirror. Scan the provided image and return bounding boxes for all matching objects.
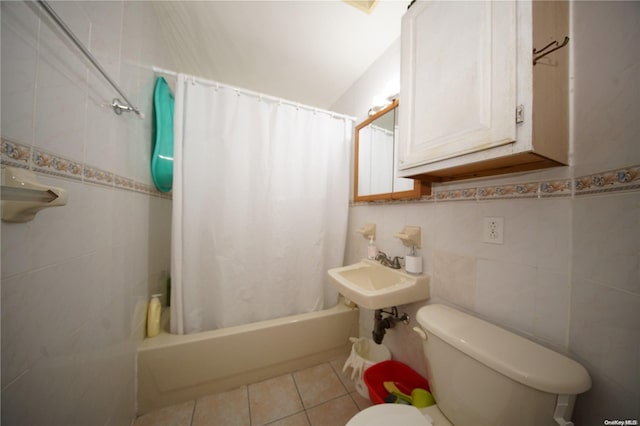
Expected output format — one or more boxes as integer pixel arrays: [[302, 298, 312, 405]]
[[354, 99, 427, 201]]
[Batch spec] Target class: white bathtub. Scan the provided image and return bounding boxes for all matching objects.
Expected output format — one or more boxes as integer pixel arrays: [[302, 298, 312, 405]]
[[137, 301, 359, 414]]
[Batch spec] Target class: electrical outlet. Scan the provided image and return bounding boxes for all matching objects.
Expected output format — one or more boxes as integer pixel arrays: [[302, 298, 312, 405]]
[[483, 217, 504, 244]]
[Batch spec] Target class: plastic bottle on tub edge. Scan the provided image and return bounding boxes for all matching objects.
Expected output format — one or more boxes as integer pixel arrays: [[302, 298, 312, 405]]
[[146, 293, 163, 338]]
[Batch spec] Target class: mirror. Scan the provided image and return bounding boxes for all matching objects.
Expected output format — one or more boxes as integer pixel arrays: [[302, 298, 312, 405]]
[[354, 99, 427, 201]]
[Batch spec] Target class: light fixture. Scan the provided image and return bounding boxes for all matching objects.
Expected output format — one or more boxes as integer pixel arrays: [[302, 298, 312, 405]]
[[368, 93, 399, 116]]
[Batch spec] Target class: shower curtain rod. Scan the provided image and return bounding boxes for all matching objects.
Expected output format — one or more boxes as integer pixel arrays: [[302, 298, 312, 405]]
[[153, 66, 356, 122], [36, 0, 142, 117]]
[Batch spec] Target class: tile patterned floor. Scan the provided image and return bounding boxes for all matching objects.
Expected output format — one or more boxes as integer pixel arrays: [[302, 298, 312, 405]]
[[134, 356, 373, 426]]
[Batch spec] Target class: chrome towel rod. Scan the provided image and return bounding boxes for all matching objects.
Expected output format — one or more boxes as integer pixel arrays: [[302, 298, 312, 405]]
[[36, 0, 142, 117]]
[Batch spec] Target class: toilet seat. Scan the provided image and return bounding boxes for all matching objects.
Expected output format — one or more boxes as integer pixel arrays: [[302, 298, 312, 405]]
[[346, 404, 454, 426], [346, 404, 432, 426]]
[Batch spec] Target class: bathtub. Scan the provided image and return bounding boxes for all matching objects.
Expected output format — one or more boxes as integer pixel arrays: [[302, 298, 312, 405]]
[[137, 301, 359, 414]]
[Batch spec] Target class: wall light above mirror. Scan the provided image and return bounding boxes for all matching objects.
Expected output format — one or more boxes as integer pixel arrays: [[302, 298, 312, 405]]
[[354, 99, 429, 202]]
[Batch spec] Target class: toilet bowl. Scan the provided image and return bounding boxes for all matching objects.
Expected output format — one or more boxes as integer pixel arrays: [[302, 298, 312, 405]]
[[346, 304, 591, 426]]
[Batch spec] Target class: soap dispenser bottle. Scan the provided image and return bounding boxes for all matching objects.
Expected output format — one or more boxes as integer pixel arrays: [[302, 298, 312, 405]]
[[367, 236, 378, 260], [405, 245, 423, 274], [146, 293, 162, 338]]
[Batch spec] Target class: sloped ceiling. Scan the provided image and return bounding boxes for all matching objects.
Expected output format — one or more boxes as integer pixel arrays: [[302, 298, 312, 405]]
[[153, 1, 408, 109]]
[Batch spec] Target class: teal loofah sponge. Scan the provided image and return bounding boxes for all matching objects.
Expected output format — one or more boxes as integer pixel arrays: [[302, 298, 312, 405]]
[[151, 77, 174, 193]]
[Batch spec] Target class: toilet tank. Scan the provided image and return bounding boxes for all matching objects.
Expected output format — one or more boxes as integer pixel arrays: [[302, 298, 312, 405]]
[[416, 305, 591, 426]]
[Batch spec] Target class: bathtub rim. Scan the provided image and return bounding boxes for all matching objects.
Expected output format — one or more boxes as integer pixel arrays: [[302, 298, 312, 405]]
[[139, 300, 357, 351]]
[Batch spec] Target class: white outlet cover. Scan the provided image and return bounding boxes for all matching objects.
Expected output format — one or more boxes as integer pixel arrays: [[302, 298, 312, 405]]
[[483, 217, 504, 244]]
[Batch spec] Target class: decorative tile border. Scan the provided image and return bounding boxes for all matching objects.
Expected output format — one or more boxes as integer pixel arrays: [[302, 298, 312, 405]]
[[436, 188, 477, 202], [539, 179, 572, 198], [83, 165, 114, 187], [1, 138, 171, 199], [32, 149, 83, 180], [478, 182, 539, 199], [1, 139, 30, 169], [574, 165, 640, 195], [353, 164, 640, 206], [114, 175, 135, 191]]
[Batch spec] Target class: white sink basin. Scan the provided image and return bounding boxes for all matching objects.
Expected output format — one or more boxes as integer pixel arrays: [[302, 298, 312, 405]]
[[328, 259, 429, 310]]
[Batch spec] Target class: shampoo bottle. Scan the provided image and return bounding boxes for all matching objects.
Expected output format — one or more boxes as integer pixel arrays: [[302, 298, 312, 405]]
[[146, 293, 162, 338], [367, 236, 378, 259]]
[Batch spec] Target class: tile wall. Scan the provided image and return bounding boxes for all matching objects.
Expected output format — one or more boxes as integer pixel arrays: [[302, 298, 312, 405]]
[[1, 1, 174, 425], [333, 1, 640, 422], [2, 1, 638, 425]]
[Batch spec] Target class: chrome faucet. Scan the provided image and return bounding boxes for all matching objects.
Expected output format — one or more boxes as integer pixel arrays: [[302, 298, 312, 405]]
[[375, 251, 403, 269]]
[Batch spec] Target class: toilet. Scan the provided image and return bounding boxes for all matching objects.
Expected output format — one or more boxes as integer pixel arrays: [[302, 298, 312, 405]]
[[347, 304, 591, 426]]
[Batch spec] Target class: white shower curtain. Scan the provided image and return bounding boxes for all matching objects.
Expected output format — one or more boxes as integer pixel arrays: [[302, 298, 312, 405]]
[[171, 74, 352, 334]]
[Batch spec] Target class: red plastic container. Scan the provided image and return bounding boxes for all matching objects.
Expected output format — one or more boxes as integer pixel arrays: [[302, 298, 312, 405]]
[[363, 360, 430, 404]]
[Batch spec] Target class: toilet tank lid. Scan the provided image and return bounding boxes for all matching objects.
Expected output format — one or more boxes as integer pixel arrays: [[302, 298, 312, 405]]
[[417, 304, 591, 395]]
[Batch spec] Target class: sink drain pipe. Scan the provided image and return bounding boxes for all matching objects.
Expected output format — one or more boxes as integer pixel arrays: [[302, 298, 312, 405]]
[[372, 307, 409, 344]]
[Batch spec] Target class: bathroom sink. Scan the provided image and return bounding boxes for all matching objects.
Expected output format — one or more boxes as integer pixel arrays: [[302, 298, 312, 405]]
[[328, 259, 429, 310]]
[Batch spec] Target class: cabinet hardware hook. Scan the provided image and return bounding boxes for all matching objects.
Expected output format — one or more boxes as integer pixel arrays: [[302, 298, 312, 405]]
[[533, 36, 569, 65]]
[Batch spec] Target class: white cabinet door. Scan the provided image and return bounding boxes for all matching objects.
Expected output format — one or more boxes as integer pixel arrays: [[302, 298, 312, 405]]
[[399, 0, 517, 170]]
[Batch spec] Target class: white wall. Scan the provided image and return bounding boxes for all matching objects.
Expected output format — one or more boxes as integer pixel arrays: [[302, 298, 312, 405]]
[[1, 1, 174, 424], [566, 2, 640, 422], [332, 1, 640, 422]]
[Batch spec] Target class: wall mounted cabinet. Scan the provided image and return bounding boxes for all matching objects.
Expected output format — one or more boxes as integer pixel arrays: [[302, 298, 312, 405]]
[[398, 1, 569, 182]]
